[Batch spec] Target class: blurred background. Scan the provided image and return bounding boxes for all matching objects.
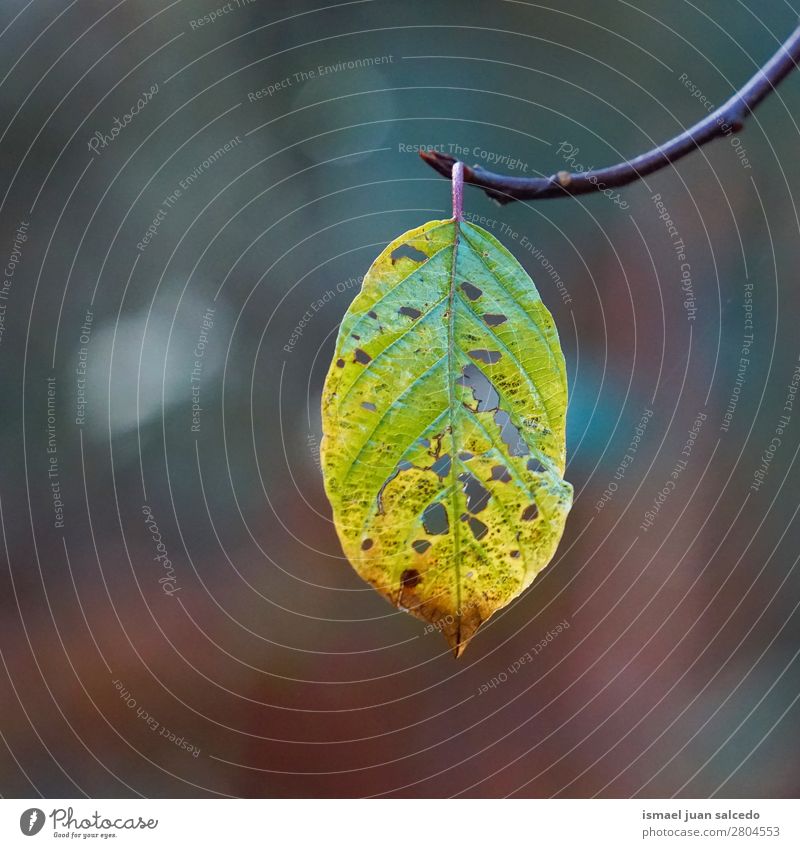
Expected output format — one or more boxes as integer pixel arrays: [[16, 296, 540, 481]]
[[0, 0, 798, 798]]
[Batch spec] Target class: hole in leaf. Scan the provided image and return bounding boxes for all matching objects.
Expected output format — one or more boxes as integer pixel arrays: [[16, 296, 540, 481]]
[[411, 539, 431, 555], [401, 568, 423, 587], [458, 472, 490, 514], [491, 464, 511, 483], [361, 402, 376, 412], [422, 502, 449, 535], [391, 244, 428, 263], [361, 538, 373, 551], [430, 454, 451, 479], [458, 451, 474, 461], [494, 410, 530, 457], [483, 313, 508, 326], [368, 310, 378, 319], [460, 281, 482, 300], [468, 516, 488, 540], [354, 348, 371, 365], [527, 457, 545, 472], [458, 363, 499, 412], [468, 349, 501, 365], [399, 306, 422, 319], [522, 503, 539, 521]]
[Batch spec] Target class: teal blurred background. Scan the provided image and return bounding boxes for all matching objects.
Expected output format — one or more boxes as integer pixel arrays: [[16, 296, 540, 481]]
[[0, 0, 798, 797]]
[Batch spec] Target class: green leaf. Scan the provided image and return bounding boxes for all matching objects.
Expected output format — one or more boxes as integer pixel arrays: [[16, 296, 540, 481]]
[[321, 218, 572, 656]]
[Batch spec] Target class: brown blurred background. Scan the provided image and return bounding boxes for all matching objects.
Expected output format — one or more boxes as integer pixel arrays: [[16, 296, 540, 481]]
[[0, 0, 798, 798]]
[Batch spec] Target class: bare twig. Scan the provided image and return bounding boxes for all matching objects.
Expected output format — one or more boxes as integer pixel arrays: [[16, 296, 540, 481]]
[[420, 24, 800, 205]]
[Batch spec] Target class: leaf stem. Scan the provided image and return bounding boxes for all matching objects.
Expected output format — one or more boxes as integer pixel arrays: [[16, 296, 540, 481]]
[[421, 23, 800, 205], [451, 160, 464, 220]]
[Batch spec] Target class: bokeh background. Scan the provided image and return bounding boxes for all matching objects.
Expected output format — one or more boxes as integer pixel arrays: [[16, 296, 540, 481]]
[[0, 0, 799, 798]]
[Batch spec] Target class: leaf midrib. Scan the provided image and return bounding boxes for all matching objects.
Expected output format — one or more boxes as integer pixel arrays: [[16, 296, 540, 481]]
[[446, 217, 463, 645]]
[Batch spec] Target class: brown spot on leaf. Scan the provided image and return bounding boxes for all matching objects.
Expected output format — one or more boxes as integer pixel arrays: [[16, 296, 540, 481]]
[[522, 503, 539, 521], [510, 549, 521, 558], [354, 348, 372, 365], [336, 358, 345, 368], [368, 310, 378, 319], [460, 281, 482, 300], [400, 568, 422, 588], [361, 538, 373, 551], [399, 306, 422, 319]]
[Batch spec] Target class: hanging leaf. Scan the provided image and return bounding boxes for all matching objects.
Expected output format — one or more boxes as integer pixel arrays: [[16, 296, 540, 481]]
[[320, 217, 572, 656]]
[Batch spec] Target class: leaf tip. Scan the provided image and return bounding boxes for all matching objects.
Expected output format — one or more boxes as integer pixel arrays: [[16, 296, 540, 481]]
[[442, 611, 483, 659]]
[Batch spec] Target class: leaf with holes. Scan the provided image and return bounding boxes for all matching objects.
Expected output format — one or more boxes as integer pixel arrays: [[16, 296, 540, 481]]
[[320, 218, 572, 656]]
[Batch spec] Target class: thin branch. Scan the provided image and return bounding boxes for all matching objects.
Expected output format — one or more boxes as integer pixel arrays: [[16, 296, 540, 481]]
[[420, 24, 800, 205]]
